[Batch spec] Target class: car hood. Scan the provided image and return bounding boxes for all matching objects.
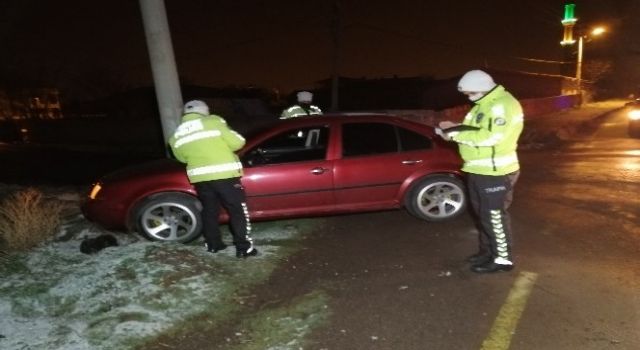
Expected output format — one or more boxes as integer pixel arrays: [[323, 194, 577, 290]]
[[99, 158, 186, 184]]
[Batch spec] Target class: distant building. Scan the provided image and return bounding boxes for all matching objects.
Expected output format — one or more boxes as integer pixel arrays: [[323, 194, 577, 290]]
[[0, 90, 11, 119], [312, 70, 577, 112], [0, 88, 63, 120], [313, 76, 436, 111], [62, 85, 278, 134]]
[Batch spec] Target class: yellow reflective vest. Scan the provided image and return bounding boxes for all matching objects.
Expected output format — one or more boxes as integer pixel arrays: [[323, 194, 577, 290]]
[[446, 85, 524, 176], [169, 113, 245, 183], [280, 104, 323, 119]]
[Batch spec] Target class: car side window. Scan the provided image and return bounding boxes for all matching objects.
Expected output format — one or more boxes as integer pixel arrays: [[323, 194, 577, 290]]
[[243, 126, 329, 166], [342, 122, 432, 157], [398, 126, 432, 151], [342, 122, 398, 157]]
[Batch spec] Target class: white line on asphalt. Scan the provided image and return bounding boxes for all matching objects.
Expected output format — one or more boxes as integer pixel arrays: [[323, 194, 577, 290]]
[[481, 271, 539, 350]]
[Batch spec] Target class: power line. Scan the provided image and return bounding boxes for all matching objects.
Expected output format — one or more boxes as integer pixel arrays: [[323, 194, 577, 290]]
[[514, 57, 573, 65], [350, 21, 567, 67]]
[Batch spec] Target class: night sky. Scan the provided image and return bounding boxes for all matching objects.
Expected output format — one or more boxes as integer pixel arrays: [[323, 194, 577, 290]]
[[1, 0, 638, 99]]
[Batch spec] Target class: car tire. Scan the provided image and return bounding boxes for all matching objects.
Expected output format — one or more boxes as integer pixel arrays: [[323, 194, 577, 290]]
[[404, 175, 466, 222], [132, 192, 202, 243]]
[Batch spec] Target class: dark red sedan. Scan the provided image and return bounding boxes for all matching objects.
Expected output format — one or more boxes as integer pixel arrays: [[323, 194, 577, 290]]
[[82, 114, 467, 243]]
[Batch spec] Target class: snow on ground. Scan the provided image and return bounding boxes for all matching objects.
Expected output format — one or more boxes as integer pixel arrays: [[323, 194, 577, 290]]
[[0, 186, 325, 350]]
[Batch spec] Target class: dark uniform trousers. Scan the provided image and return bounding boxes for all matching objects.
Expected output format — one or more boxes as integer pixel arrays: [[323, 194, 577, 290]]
[[194, 177, 253, 251], [467, 171, 520, 263]]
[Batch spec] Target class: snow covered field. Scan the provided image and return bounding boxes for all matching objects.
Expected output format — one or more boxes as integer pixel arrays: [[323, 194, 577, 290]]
[[0, 186, 327, 350]]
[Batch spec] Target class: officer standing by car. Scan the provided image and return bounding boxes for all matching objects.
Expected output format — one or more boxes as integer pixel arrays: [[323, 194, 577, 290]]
[[280, 91, 323, 119], [169, 100, 257, 258], [435, 70, 523, 273]]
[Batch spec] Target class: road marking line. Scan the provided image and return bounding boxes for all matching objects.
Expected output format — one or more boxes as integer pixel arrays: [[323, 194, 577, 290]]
[[481, 271, 539, 350]]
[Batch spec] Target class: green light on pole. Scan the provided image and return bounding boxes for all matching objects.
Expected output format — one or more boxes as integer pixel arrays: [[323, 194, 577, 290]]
[[561, 3, 577, 45], [562, 3, 577, 24]]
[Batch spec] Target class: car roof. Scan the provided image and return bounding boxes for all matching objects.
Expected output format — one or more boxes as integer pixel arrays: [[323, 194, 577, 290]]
[[276, 113, 426, 125], [243, 113, 433, 139], [327, 112, 393, 117]]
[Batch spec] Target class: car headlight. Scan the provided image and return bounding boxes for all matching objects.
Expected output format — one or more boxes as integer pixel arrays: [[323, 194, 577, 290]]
[[629, 109, 640, 120], [89, 183, 103, 200]]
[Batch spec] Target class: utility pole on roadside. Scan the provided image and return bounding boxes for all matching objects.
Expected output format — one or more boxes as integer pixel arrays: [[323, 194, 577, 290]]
[[139, 0, 183, 155], [330, 0, 341, 111]]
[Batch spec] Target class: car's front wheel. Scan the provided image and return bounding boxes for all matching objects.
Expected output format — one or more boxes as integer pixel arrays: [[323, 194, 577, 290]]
[[132, 192, 202, 243], [405, 175, 466, 221]]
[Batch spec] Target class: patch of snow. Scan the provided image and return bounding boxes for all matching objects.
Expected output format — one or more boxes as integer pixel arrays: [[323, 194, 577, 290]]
[[0, 186, 315, 350]]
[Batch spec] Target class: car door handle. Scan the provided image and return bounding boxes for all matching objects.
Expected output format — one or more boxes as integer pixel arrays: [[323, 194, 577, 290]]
[[402, 160, 423, 165], [310, 167, 329, 175]]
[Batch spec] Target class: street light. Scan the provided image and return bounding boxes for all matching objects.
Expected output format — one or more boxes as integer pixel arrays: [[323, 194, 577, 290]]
[[576, 27, 606, 97]]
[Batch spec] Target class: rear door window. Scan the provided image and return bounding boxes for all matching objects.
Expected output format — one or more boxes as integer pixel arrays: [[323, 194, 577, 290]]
[[342, 123, 397, 157], [341, 122, 431, 157], [398, 126, 432, 151]]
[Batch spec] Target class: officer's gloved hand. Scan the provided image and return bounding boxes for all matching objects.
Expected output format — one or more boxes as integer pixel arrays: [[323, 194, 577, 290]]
[[434, 127, 451, 141]]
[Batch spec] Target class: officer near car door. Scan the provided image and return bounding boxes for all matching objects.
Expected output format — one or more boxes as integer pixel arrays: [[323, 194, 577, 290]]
[[169, 100, 258, 258], [280, 91, 323, 119], [435, 70, 523, 273]]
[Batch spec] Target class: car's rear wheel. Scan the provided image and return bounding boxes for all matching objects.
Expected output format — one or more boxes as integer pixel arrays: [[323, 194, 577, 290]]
[[405, 175, 466, 221], [132, 193, 202, 243]]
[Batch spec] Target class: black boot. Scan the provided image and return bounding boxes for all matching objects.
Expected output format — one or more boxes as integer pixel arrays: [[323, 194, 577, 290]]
[[466, 252, 492, 265], [206, 242, 228, 253], [236, 247, 258, 258], [471, 262, 514, 274]]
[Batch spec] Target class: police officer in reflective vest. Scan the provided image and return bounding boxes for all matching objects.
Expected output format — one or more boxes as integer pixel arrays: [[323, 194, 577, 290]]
[[436, 70, 523, 273], [280, 91, 323, 119], [169, 100, 257, 258]]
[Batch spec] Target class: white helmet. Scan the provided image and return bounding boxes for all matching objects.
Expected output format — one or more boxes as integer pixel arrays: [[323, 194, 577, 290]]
[[296, 91, 313, 103], [183, 100, 209, 115], [457, 70, 497, 93]]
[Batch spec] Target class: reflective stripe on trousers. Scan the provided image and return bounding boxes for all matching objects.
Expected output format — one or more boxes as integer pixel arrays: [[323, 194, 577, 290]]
[[467, 171, 519, 264]]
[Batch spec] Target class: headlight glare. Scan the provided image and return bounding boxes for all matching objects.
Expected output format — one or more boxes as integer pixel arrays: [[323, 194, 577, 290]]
[[89, 183, 102, 200], [628, 109, 640, 120]]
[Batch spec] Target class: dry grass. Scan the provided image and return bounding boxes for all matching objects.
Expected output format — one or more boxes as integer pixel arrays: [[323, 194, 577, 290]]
[[0, 187, 65, 251]]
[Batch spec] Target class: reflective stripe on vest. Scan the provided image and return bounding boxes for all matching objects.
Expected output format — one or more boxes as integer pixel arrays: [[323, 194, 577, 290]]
[[174, 119, 203, 137], [187, 162, 243, 177], [464, 153, 518, 168], [454, 132, 504, 147], [174, 130, 222, 148]]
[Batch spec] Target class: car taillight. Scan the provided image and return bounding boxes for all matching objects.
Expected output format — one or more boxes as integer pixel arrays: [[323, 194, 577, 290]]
[[89, 183, 102, 200]]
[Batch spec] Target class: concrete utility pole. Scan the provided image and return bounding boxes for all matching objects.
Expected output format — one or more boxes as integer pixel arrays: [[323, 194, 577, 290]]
[[139, 0, 183, 153], [330, 0, 340, 111]]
